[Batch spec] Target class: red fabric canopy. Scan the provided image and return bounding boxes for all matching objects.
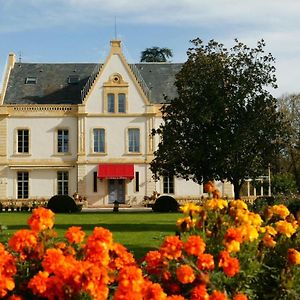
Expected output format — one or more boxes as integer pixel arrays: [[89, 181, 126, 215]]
[[97, 164, 134, 180]]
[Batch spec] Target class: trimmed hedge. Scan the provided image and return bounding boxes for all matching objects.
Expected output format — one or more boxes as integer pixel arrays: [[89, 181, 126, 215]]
[[47, 195, 78, 213], [152, 196, 179, 212]]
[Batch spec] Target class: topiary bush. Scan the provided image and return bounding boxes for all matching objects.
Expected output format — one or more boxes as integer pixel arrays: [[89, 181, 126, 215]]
[[152, 196, 179, 212], [47, 195, 78, 213]]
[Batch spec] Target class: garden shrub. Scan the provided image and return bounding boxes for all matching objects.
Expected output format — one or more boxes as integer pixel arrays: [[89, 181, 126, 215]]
[[250, 196, 275, 214], [47, 194, 78, 213], [288, 199, 300, 217], [152, 195, 179, 212]]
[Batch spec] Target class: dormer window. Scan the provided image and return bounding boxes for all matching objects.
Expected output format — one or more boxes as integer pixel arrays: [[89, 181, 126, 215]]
[[68, 75, 80, 84], [25, 77, 37, 84]]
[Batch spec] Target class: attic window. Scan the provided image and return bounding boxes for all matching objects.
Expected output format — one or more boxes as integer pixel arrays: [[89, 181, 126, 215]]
[[25, 77, 37, 84], [68, 75, 80, 84]]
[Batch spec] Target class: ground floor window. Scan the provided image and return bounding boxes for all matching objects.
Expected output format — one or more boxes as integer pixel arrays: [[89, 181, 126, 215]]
[[17, 171, 29, 199], [163, 175, 174, 194], [57, 171, 69, 195]]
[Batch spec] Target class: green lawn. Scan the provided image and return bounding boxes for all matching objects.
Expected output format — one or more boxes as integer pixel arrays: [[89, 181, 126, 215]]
[[0, 211, 181, 259]]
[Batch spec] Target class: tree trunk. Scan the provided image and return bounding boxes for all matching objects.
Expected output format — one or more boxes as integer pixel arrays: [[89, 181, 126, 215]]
[[233, 180, 242, 200]]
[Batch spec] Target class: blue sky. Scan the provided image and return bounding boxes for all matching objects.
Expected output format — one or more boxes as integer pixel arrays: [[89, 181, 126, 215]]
[[1, 0, 300, 97]]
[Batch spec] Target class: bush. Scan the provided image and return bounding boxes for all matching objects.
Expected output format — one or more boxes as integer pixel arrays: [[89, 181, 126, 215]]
[[152, 196, 179, 212], [47, 195, 78, 213], [288, 199, 300, 217], [250, 196, 275, 214]]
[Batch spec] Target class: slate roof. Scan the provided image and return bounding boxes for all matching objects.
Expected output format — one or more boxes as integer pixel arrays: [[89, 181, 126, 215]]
[[3, 62, 182, 105]]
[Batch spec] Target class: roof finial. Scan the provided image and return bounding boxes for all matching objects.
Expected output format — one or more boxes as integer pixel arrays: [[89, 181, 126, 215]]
[[18, 51, 22, 63]]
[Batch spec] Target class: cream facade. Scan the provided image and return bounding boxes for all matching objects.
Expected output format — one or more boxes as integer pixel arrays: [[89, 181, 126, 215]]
[[0, 40, 234, 206]]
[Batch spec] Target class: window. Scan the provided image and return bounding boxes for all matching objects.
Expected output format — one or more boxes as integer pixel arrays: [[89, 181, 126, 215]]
[[163, 175, 174, 194], [57, 129, 69, 153], [108, 93, 115, 113], [57, 171, 69, 195], [135, 172, 139, 192], [93, 171, 98, 193], [17, 129, 29, 153], [17, 172, 29, 199], [25, 77, 37, 84], [128, 128, 140, 153], [93, 128, 105, 153], [68, 75, 80, 84], [118, 93, 126, 113]]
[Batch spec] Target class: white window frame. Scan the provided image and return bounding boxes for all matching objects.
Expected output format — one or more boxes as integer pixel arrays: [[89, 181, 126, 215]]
[[127, 128, 140, 153], [163, 175, 174, 194], [17, 171, 29, 199], [57, 171, 69, 195], [57, 129, 69, 153]]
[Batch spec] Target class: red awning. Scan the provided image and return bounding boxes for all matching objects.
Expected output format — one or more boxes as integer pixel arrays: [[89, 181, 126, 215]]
[[97, 164, 134, 180]]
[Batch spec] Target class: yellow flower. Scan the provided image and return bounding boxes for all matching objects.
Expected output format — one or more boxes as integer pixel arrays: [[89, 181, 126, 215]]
[[180, 203, 202, 216], [271, 204, 290, 219], [229, 200, 248, 210], [176, 217, 196, 231], [225, 240, 240, 253], [260, 225, 277, 236], [263, 234, 276, 248], [275, 220, 298, 238], [240, 224, 259, 242], [205, 199, 228, 210]]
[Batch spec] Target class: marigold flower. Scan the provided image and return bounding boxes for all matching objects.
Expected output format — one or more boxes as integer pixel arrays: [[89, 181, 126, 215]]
[[180, 203, 202, 216], [176, 264, 195, 284], [204, 181, 215, 193], [239, 224, 259, 242], [109, 242, 136, 270], [225, 240, 240, 253], [288, 248, 300, 265], [28, 271, 49, 296], [275, 220, 298, 238], [143, 281, 167, 300], [8, 295, 24, 300], [224, 227, 243, 243], [166, 296, 185, 300], [177, 216, 197, 231], [8, 229, 38, 259], [229, 200, 248, 210], [190, 284, 209, 300], [205, 199, 228, 210], [184, 235, 206, 256], [197, 253, 215, 271], [270, 204, 290, 219], [262, 234, 276, 248], [233, 293, 248, 300], [218, 251, 240, 277], [28, 207, 54, 232], [65, 226, 85, 244], [209, 290, 228, 300], [144, 250, 162, 274], [160, 236, 183, 260]]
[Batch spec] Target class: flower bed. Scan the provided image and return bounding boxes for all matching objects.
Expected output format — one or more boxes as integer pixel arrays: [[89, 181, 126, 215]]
[[0, 199, 299, 299]]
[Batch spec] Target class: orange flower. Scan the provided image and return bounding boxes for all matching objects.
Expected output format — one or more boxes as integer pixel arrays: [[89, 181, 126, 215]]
[[204, 181, 215, 193], [28, 207, 54, 232], [197, 253, 215, 271], [287, 248, 300, 265], [262, 234, 276, 248], [144, 250, 163, 274], [109, 242, 136, 271], [166, 296, 185, 300], [184, 235, 206, 256], [209, 290, 227, 300], [224, 228, 243, 243], [270, 204, 290, 219], [65, 226, 85, 244], [160, 236, 183, 260], [190, 284, 209, 300], [276, 220, 298, 238], [28, 271, 49, 296], [218, 251, 240, 277], [8, 295, 24, 300], [143, 281, 167, 300], [8, 229, 38, 259], [233, 293, 248, 300], [176, 265, 195, 284]]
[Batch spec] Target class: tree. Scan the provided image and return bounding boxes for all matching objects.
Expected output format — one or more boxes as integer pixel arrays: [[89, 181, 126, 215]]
[[140, 47, 173, 62], [151, 38, 286, 199], [277, 93, 300, 192]]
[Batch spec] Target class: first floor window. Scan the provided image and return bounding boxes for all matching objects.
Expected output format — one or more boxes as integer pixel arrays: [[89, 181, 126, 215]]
[[57, 129, 69, 153], [57, 171, 69, 195], [118, 93, 126, 113], [128, 128, 140, 153], [17, 171, 29, 199], [93, 128, 105, 153], [163, 175, 174, 194], [17, 129, 29, 153]]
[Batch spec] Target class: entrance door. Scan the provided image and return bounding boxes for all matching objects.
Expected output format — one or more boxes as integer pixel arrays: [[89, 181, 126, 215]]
[[108, 179, 125, 204]]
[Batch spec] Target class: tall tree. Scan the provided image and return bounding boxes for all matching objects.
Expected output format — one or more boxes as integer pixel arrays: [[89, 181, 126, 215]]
[[151, 38, 286, 199], [277, 93, 300, 192], [140, 47, 173, 62]]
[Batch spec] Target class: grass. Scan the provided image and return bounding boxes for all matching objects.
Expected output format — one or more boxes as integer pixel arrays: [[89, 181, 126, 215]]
[[0, 211, 181, 259]]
